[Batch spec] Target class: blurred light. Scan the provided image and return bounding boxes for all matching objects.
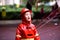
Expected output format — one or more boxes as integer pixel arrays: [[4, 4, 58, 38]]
[[45, 0, 56, 6], [56, 0, 60, 7], [38, 2, 44, 6], [14, 0, 20, 4], [54, 23, 58, 26], [49, 1, 56, 6]]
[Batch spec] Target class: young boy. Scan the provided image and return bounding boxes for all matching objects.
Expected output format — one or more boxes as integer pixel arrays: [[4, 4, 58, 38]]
[[15, 8, 40, 40]]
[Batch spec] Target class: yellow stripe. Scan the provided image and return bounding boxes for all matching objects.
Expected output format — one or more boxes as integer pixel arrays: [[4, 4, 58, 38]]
[[16, 35, 21, 37], [21, 38, 34, 40]]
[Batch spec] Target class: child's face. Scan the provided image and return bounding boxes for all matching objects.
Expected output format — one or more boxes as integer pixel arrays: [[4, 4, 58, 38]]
[[24, 12, 31, 22]]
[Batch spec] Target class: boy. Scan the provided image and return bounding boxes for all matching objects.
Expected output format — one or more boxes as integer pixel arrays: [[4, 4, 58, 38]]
[[15, 8, 40, 40]]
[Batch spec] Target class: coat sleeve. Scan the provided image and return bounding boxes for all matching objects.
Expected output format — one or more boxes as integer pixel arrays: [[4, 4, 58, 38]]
[[15, 26, 21, 40], [34, 26, 41, 40]]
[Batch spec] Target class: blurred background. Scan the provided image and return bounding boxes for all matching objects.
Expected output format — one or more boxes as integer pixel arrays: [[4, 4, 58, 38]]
[[0, 0, 60, 40], [0, 0, 60, 20]]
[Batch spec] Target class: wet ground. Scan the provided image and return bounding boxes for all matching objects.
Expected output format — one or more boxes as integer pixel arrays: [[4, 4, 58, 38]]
[[0, 20, 60, 40]]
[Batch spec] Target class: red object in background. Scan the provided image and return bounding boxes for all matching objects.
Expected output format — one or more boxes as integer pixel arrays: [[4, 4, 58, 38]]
[[15, 8, 40, 40], [40, 7, 44, 14]]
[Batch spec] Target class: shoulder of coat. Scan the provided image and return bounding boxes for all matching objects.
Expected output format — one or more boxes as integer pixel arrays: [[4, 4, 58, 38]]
[[18, 23, 24, 28], [31, 24, 35, 26], [30, 24, 36, 28]]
